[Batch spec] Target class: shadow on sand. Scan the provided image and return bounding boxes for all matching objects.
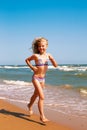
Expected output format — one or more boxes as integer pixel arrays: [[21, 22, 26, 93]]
[[0, 109, 46, 126]]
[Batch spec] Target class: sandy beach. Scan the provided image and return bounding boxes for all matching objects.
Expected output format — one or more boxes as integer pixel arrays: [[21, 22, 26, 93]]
[[0, 99, 72, 130]]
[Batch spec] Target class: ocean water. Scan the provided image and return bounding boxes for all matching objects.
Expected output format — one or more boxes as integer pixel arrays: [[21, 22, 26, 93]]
[[0, 64, 87, 117]]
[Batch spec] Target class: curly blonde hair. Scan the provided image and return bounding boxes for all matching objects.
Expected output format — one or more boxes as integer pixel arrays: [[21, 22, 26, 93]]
[[32, 37, 48, 54]]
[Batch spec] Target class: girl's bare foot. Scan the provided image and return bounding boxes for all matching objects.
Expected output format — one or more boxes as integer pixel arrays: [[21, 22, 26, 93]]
[[40, 116, 49, 123], [27, 103, 33, 116]]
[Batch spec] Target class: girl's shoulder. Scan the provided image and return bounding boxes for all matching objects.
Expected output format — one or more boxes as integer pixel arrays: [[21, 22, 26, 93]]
[[32, 54, 40, 60], [33, 54, 39, 57]]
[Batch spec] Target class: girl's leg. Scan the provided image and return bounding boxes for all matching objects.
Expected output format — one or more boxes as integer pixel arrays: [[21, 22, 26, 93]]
[[27, 89, 38, 115], [32, 79, 49, 122]]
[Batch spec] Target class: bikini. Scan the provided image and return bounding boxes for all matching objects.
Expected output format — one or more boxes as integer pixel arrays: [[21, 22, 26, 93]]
[[32, 54, 49, 83], [35, 54, 49, 66]]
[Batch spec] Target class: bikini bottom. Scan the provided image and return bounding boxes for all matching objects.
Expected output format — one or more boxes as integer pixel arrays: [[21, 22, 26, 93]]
[[32, 75, 45, 83]]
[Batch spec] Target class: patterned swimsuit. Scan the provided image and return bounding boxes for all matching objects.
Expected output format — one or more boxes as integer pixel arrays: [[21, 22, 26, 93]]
[[32, 54, 49, 83]]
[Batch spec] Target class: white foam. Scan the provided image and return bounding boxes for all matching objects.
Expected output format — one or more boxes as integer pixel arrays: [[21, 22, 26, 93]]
[[1, 65, 87, 72], [80, 89, 87, 95], [3, 80, 32, 86], [0, 96, 28, 103], [0, 65, 28, 69], [48, 65, 58, 69], [58, 65, 87, 72]]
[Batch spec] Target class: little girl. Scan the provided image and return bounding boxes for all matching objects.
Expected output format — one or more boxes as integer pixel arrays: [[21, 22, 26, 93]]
[[25, 37, 58, 123]]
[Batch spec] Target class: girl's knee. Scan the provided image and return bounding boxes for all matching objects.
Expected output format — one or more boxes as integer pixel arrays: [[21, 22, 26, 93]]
[[40, 95, 44, 100]]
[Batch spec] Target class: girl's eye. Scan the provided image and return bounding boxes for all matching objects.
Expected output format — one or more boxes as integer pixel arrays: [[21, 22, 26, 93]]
[[38, 46, 41, 48], [38, 44, 45, 48]]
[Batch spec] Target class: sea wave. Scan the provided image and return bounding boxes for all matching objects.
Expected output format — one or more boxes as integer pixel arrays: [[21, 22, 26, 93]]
[[58, 65, 87, 72], [0, 65, 28, 69], [74, 73, 87, 78], [79, 88, 87, 96], [0, 80, 87, 117], [0, 65, 87, 72], [3, 80, 32, 86], [0, 65, 56, 69]]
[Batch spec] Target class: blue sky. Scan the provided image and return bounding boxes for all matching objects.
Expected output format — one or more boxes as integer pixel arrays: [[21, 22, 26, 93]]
[[0, 0, 87, 65]]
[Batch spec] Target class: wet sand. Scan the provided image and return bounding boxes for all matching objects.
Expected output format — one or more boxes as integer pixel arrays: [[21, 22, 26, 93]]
[[0, 99, 71, 130]]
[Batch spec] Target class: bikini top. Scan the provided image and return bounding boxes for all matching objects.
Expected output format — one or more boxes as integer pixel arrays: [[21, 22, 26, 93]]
[[35, 54, 49, 66]]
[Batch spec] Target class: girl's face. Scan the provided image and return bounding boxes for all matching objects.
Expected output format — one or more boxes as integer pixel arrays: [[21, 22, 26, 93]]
[[38, 40, 47, 54]]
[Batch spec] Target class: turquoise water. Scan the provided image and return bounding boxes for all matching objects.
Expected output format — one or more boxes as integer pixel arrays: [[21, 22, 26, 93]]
[[0, 64, 87, 87], [0, 64, 87, 117]]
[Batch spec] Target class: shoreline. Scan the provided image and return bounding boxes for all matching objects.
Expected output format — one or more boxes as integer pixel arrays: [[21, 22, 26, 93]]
[[0, 99, 71, 130], [8, 99, 87, 130], [0, 99, 87, 130]]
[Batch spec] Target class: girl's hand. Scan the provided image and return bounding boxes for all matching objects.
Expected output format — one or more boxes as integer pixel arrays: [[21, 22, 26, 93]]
[[32, 66, 38, 72]]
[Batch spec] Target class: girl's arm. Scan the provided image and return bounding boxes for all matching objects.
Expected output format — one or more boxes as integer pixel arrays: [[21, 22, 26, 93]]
[[25, 55, 38, 72], [48, 53, 58, 67]]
